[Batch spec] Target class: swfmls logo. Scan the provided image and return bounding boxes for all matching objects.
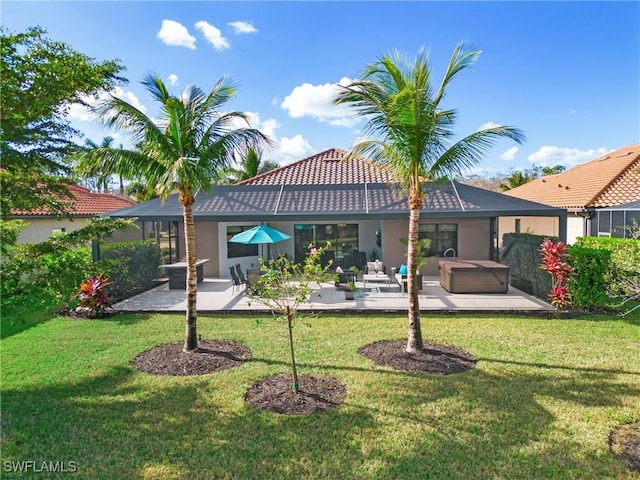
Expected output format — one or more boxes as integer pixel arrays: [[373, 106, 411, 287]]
[[3, 460, 78, 473]]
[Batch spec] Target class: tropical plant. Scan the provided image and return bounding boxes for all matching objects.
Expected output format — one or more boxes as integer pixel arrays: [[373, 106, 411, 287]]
[[74, 74, 270, 351], [539, 238, 573, 310], [75, 275, 113, 318], [399, 237, 432, 272], [249, 244, 337, 393], [220, 144, 278, 184], [334, 44, 525, 353], [79, 136, 124, 194], [499, 170, 537, 191], [345, 279, 357, 292]]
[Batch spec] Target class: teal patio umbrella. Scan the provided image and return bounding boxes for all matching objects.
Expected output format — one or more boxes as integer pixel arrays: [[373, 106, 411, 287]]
[[229, 224, 291, 259]]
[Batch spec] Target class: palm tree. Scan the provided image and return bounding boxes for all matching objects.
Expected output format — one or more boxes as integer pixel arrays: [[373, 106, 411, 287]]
[[75, 74, 270, 351], [80, 136, 115, 192], [499, 170, 536, 191], [334, 44, 525, 353], [220, 144, 278, 184]]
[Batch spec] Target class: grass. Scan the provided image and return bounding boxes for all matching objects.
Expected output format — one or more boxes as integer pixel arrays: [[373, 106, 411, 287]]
[[1, 311, 639, 479]]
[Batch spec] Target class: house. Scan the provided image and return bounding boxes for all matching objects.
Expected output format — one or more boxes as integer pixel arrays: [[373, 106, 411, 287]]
[[106, 148, 566, 278], [501, 144, 640, 244], [9, 184, 136, 244], [593, 200, 640, 238]]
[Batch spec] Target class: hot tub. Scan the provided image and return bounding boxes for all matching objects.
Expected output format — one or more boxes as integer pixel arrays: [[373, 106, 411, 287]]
[[438, 260, 510, 294]]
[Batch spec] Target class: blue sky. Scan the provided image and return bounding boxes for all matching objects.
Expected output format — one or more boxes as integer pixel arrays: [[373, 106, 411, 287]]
[[3, 1, 639, 176]]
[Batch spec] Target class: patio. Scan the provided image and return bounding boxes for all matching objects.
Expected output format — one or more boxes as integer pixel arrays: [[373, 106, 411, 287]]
[[113, 276, 554, 314]]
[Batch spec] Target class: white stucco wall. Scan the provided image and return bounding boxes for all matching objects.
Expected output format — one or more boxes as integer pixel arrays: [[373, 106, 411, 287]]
[[15, 218, 91, 244]]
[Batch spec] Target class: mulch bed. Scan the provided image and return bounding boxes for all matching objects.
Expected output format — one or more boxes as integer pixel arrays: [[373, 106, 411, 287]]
[[610, 422, 640, 473], [245, 373, 347, 415], [359, 339, 476, 375], [131, 339, 252, 376]]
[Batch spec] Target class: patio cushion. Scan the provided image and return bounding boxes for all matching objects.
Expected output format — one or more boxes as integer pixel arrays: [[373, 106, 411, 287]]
[[366, 261, 385, 274], [398, 264, 408, 275]]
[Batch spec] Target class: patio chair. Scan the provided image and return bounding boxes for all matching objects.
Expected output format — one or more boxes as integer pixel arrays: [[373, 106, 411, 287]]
[[229, 266, 244, 293], [235, 264, 248, 285]]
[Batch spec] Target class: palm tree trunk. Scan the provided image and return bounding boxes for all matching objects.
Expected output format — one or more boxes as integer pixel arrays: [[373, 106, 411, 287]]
[[406, 202, 424, 353], [181, 191, 198, 352]]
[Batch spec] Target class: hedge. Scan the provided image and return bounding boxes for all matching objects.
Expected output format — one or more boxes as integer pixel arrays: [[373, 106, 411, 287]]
[[98, 240, 161, 302]]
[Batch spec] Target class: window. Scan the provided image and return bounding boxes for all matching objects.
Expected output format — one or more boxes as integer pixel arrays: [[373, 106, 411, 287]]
[[598, 211, 611, 235], [293, 223, 359, 267], [611, 211, 626, 238], [52, 227, 66, 234], [418, 224, 458, 257], [227, 226, 259, 258], [515, 219, 521, 234], [149, 221, 180, 264]]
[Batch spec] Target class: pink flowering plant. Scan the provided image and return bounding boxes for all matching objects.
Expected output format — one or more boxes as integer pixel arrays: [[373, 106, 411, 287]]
[[75, 275, 113, 318], [249, 243, 337, 393], [539, 238, 573, 310]]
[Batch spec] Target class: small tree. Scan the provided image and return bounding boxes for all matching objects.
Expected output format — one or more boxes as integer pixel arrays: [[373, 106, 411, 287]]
[[250, 245, 337, 394]]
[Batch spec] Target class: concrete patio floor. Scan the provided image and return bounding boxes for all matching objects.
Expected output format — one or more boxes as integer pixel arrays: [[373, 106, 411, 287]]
[[113, 276, 554, 314]]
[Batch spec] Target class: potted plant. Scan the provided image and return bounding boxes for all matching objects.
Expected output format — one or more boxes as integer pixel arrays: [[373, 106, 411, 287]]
[[344, 279, 356, 300]]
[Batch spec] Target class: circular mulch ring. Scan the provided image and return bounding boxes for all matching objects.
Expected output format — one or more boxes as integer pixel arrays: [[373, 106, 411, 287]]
[[245, 373, 347, 415], [359, 339, 476, 375], [131, 339, 252, 376], [610, 422, 640, 473]]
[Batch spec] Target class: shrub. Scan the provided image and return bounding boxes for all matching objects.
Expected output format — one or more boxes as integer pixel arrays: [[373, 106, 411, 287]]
[[0, 246, 95, 313], [539, 239, 573, 310], [574, 236, 640, 314], [567, 245, 612, 310], [75, 275, 113, 318]]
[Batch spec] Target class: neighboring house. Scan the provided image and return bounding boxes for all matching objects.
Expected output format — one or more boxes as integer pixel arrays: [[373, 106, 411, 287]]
[[593, 200, 640, 238], [501, 144, 640, 244], [107, 148, 566, 278], [9, 184, 136, 244]]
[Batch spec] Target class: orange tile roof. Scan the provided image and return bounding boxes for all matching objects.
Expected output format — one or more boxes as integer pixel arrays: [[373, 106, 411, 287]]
[[504, 144, 640, 209], [240, 148, 395, 185], [12, 184, 135, 217]]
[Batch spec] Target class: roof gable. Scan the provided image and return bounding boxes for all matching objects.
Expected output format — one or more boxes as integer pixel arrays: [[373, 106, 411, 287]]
[[504, 144, 640, 209], [239, 148, 395, 185]]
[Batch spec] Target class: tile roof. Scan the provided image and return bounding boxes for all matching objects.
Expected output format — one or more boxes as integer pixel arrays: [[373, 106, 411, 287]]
[[12, 184, 135, 217], [109, 182, 562, 221], [504, 144, 640, 209], [239, 148, 395, 185]]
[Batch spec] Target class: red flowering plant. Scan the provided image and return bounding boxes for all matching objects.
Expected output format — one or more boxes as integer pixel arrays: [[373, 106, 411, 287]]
[[539, 238, 573, 310], [75, 275, 113, 318]]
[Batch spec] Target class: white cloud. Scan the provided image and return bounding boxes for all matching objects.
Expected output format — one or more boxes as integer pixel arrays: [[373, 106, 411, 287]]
[[195, 21, 230, 50], [243, 112, 280, 139], [527, 146, 610, 168], [242, 112, 314, 165], [478, 121, 501, 131], [112, 88, 147, 113], [499, 146, 519, 161], [167, 74, 179, 86], [280, 77, 360, 127], [278, 135, 314, 163], [228, 21, 258, 34], [157, 20, 196, 50], [67, 87, 147, 122]]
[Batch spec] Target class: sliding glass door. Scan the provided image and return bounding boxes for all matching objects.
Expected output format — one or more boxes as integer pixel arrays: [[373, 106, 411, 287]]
[[294, 223, 359, 267]]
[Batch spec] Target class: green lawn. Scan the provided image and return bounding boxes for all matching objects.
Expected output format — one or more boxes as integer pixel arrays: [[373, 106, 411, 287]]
[[1, 312, 639, 479]]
